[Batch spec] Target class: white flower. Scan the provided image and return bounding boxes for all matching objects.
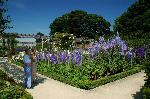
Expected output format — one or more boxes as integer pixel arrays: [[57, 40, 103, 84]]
[[67, 50, 70, 54], [16, 57, 19, 60]]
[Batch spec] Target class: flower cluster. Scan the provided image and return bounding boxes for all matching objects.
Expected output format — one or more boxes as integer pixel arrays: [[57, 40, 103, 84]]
[[33, 32, 149, 68], [136, 46, 145, 58], [37, 52, 42, 62]]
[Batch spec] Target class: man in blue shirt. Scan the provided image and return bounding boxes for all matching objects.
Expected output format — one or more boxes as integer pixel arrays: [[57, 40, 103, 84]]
[[24, 49, 32, 89]]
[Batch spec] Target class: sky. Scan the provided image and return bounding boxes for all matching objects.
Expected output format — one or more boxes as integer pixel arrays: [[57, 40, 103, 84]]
[[5, 0, 137, 36]]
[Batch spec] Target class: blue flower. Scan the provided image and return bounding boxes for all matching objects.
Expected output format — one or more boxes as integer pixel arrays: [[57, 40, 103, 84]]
[[37, 52, 41, 62], [118, 51, 125, 55], [126, 49, 133, 61], [71, 52, 74, 63], [65, 51, 68, 62]]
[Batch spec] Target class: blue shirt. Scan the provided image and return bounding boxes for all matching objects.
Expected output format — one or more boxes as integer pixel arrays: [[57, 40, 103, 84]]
[[24, 54, 31, 64]]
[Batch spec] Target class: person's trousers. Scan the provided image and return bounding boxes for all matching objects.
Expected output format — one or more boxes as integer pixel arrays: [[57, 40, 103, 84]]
[[24, 65, 31, 88], [31, 62, 37, 82]]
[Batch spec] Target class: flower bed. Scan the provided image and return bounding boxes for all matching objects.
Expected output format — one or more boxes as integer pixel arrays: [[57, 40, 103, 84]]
[[0, 68, 33, 99], [11, 33, 149, 90], [11, 59, 141, 90]]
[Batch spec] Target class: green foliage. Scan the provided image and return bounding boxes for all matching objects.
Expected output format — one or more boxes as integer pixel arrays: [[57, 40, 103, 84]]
[[0, 0, 12, 35], [0, 39, 6, 56], [11, 60, 24, 67], [114, 0, 150, 39], [36, 32, 45, 43], [142, 52, 150, 99], [50, 10, 111, 38], [53, 33, 76, 50], [0, 68, 33, 99], [143, 87, 150, 99], [11, 59, 141, 90], [125, 39, 150, 48], [76, 67, 141, 90]]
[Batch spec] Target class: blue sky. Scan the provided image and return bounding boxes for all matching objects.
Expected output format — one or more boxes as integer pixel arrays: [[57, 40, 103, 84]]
[[5, 0, 137, 36]]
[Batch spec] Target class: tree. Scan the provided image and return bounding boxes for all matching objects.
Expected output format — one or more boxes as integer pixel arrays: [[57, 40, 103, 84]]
[[114, 0, 150, 39], [50, 10, 111, 38], [36, 32, 44, 43], [5, 33, 18, 58], [0, 0, 11, 36]]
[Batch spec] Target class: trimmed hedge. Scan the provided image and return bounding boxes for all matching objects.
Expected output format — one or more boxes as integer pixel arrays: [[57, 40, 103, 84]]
[[0, 68, 33, 99], [143, 87, 150, 99], [142, 57, 150, 99], [75, 67, 141, 89], [11, 60, 142, 90]]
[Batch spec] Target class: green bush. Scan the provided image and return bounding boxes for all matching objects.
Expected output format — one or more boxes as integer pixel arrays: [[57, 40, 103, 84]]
[[0, 68, 33, 99], [142, 55, 150, 99], [143, 87, 150, 99]]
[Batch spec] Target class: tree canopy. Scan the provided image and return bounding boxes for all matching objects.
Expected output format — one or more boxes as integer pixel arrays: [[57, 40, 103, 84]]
[[50, 10, 111, 39], [36, 32, 45, 43], [114, 0, 150, 39], [0, 0, 11, 36]]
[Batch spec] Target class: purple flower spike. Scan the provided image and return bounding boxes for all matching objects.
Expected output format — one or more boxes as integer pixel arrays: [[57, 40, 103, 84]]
[[37, 52, 41, 62], [65, 51, 68, 62], [71, 52, 74, 63], [118, 51, 125, 55], [54, 55, 58, 65]]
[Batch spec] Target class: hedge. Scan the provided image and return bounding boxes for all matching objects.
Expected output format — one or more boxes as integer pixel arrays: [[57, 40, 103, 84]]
[[11, 60, 142, 90], [142, 58, 150, 99], [0, 68, 33, 99]]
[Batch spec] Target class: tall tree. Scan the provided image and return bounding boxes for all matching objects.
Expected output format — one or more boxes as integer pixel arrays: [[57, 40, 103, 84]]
[[50, 10, 111, 38], [0, 0, 11, 36], [114, 0, 150, 39]]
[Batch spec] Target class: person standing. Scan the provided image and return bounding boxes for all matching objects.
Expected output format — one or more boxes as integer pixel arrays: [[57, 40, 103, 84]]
[[24, 49, 32, 89], [31, 48, 37, 83]]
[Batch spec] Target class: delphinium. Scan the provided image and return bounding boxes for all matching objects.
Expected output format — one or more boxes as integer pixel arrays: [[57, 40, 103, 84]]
[[136, 46, 145, 59], [53, 55, 58, 65], [37, 52, 41, 62], [145, 44, 149, 59], [75, 47, 82, 66], [59, 50, 63, 63], [71, 51, 74, 63], [50, 52, 58, 65]]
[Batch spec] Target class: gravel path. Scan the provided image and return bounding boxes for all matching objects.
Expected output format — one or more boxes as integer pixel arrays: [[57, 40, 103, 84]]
[[0, 61, 146, 99]]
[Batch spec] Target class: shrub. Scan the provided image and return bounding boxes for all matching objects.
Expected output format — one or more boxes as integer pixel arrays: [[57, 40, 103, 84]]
[[0, 68, 33, 99], [142, 52, 150, 99]]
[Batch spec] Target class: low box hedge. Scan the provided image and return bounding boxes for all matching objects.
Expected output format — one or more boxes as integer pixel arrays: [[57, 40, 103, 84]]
[[75, 67, 141, 89], [0, 68, 33, 99], [143, 87, 150, 99], [11, 60, 142, 90], [142, 58, 150, 99]]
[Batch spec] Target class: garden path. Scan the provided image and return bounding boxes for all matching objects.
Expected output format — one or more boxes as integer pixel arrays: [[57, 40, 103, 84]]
[[0, 61, 146, 99]]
